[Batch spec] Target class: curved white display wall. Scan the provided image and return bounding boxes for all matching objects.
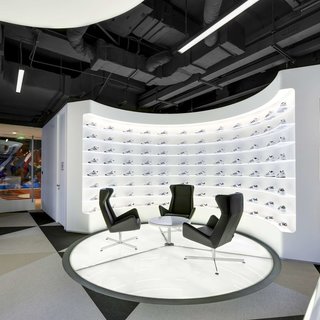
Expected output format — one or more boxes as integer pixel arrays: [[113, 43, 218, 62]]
[[42, 65, 320, 262], [82, 89, 295, 234]]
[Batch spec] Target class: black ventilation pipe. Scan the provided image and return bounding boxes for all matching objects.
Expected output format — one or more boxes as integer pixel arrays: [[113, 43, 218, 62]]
[[203, 0, 223, 47], [66, 27, 95, 61], [145, 50, 172, 72]]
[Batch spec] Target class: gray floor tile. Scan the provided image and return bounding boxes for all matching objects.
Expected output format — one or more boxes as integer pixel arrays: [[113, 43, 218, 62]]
[[0, 253, 105, 320], [0, 226, 56, 254], [0, 212, 37, 227]]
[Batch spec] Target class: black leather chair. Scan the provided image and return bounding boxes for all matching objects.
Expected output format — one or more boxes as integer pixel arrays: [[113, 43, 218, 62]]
[[183, 193, 244, 275], [99, 188, 141, 251], [159, 184, 195, 219]]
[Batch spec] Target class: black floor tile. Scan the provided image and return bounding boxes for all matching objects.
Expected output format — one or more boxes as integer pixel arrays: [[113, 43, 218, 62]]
[[0, 210, 28, 214], [58, 251, 65, 258], [39, 226, 86, 252], [314, 264, 320, 274], [83, 287, 139, 320], [0, 226, 33, 236], [29, 211, 55, 226]]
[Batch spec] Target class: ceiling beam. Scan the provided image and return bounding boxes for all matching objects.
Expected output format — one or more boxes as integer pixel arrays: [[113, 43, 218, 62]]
[[144, 0, 200, 36], [138, 8, 320, 108], [153, 54, 286, 110], [283, 0, 300, 9]]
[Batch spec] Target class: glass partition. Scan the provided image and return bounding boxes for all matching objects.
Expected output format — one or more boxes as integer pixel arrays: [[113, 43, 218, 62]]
[[0, 136, 41, 212]]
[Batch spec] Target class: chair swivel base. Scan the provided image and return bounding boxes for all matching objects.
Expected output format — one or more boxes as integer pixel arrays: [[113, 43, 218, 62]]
[[184, 249, 245, 275], [100, 232, 138, 251]]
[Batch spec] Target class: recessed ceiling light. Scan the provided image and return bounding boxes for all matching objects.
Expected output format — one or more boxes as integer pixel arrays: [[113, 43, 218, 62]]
[[12, 131, 17, 134]]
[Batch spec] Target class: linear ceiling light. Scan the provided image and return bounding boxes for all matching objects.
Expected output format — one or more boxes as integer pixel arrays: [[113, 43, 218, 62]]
[[178, 0, 262, 54], [16, 69, 25, 93]]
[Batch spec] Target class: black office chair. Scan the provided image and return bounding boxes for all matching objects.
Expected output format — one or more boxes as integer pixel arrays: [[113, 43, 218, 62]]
[[159, 184, 195, 219], [183, 193, 244, 275], [99, 188, 141, 251]]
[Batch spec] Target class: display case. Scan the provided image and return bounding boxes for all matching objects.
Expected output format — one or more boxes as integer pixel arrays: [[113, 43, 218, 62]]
[[42, 65, 320, 262], [82, 89, 295, 232]]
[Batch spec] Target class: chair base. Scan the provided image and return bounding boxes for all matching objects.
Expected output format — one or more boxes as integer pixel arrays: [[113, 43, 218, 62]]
[[184, 249, 245, 275], [100, 232, 138, 251]]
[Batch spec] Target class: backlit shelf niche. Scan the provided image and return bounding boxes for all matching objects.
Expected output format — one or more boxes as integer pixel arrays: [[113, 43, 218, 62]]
[[82, 89, 295, 232]]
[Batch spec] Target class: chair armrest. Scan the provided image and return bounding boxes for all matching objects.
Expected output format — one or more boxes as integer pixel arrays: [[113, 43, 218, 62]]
[[182, 222, 201, 238], [182, 222, 212, 248], [207, 215, 219, 228], [159, 205, 169, 216], [113, 214, 140, 232], [119, 208, 140, 220]]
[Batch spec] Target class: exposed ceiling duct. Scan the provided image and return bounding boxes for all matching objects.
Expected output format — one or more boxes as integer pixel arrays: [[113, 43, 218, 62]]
[[66, 27, 95, 61], [1, 0, 320, 126], [93, 22, 244, 86], [203, 0, 223, 47], [145, 50, 172, 72]]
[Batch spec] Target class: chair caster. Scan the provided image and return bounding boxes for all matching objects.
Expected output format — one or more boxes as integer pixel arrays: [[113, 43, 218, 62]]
[[215, 272, 219, 275], [100, 249, 103, 252], [184, 258, 187, 260], [242, 261, 246, 264], [135, 248, 138, 250]]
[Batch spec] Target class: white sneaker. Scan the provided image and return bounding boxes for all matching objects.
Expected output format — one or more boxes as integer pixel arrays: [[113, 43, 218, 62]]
[[277, 170, 286, 178], [88, 146, 99, 151], [278, 205, 286, 212], [265, 186, 275, 192], [87, 170, 98, 176], [250, 171, 260, 177], [265, 201, 274, 207], [265, 170, 276, 177], [265, 155, 275, 162]]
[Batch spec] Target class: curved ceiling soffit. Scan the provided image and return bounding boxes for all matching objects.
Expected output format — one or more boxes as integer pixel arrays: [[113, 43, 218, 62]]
[[0, 0, 143, 29]]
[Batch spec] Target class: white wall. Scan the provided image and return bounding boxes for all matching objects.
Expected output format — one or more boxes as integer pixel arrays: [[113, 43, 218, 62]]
[[42, 116, 58, 220], [283, 66, 320, 262], [42, 65, 320, 263]]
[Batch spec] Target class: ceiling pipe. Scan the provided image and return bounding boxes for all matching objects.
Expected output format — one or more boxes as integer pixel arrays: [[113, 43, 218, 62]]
[[203, 0, 223, 47], [145, 50, 172, 72], [66, 27, 95, 61], [62, 12, 242, 87]]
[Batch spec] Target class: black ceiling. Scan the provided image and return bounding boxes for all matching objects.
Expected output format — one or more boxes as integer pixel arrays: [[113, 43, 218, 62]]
[[1, 0, 320, 127]]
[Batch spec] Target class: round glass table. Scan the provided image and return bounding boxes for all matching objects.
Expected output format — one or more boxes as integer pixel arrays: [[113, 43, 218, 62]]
[[148, 215, 190, 246]]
